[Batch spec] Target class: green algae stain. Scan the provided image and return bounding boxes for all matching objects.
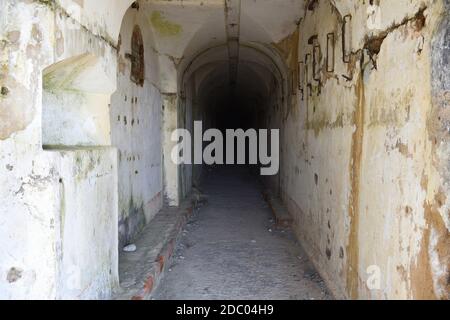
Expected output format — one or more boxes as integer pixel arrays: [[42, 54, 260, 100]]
[[150, 11, 182, 37]]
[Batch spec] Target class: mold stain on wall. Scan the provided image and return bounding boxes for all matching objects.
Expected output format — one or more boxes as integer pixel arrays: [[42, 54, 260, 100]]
[[150, 11, 182, 37]]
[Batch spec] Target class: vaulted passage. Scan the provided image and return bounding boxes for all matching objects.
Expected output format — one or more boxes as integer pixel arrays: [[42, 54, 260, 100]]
[[0, 0, 449, 300], [153, 166, 330, 300]]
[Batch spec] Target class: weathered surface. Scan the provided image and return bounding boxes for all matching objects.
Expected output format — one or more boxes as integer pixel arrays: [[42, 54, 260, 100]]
[[111, 6, 163, 248], [278, 0, 449, 299], [0, 0, 130, 299], [0, 0, 448, 300], [48, 147, 119, 299]]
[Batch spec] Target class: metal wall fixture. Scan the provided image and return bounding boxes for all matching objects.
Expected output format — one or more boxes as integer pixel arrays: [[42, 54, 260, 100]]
[[308, 35, 321, 82], [313, 43, 321, 81], [305, 53, 312, 97], [298, 61, 305, 100], [342, 14, 352, 63], [291, 70, 297, 95], [326, 33, 335, 72]]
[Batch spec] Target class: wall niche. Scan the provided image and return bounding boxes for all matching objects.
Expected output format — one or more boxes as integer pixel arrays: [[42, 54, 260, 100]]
[[42, 53, 115, 148]]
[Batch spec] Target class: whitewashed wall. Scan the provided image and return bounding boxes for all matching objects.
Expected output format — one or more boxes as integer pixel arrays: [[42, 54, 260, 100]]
[[110, 6, 163, 248]]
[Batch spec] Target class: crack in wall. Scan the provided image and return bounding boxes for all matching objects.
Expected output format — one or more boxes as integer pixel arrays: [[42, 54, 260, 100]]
[[363, 6, 427, 69]]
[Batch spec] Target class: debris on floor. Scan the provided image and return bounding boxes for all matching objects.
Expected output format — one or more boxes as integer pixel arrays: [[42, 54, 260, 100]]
[[123, 244, 137, 252]]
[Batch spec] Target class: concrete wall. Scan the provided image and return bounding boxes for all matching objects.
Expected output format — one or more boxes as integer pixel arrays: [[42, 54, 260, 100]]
[[50, 147, 119, 299], [180, 80, 194, 198], [0, 0, 133, 299], [42, 51, 119, 299], [278, 0, 449, 299], [111, 6, 163, 249]]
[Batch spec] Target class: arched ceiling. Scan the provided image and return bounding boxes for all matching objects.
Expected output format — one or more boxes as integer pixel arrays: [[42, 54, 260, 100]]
[[142, 0, 305, 58], [58, 0, 135, 43], [181, 43, 282, 113], [99, 0, 309, 93], [136, 0, 305, 93]]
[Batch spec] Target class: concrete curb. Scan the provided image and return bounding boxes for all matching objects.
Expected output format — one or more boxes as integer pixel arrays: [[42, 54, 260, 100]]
[[131, 207, 193, 300], [115, 201, 195, 300], [262, 189, 293, 228]]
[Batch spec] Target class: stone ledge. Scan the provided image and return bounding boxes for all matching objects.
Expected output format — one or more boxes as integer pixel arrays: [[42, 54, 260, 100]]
[[113, 196, 196, 300], [262, 189, 293, 228]]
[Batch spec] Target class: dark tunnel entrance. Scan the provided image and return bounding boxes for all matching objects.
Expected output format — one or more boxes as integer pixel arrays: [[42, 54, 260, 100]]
[[178, 44, 289, 193]]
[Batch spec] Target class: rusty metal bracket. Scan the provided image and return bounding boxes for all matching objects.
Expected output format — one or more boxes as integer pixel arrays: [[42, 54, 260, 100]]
[[313, 43, 321, 81], [298, 61, 305, 100], [342, 14, 352, 63], [326, 33, 335, 72], [305, 53, 312, 84]]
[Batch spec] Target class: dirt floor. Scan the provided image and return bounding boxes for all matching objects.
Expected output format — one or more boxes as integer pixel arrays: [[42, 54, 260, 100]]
[[153, 166, 332, 300]]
